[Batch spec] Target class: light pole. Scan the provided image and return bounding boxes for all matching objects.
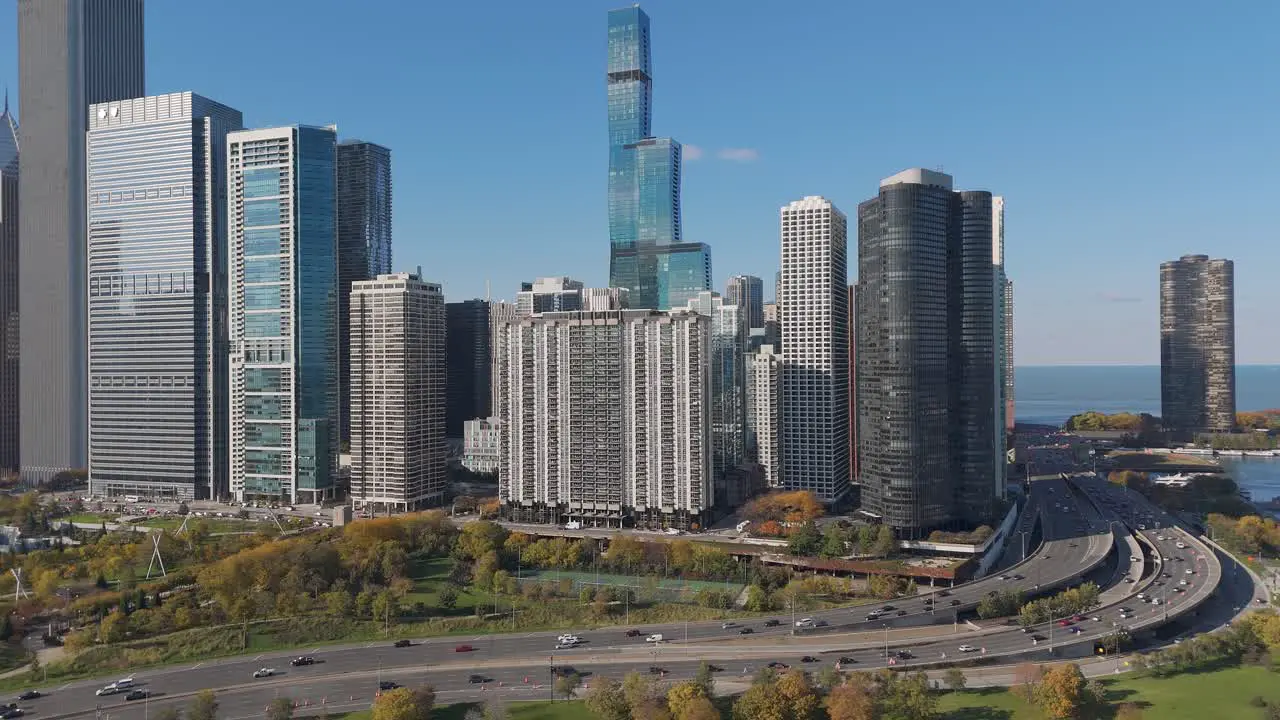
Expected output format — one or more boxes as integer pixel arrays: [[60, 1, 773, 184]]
[[883, 624, 889, 661]]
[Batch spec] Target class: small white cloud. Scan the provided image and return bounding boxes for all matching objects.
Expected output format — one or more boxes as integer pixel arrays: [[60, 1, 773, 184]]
[[682, 144, 704, 161], [717, 147, 759, 162]]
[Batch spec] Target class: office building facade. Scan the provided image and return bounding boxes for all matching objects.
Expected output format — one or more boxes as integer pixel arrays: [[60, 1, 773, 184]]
[[605, 6, 711, 310], [1160, 254, 1235, 435], [747, 344, 782, 488], [87, 92, 242, 501], [1003, 279, 1014, 431], [461, 417, 500, 475], [779, 196, 849, 503], [336, 140, 392, 444], [494, 309, 711, 527], [0, 102, 17, 474], [856, 169, 1000, 536], [725, 274, 764, 330], [349, 272, 445, 512], [227, 125, 339, 504], [680, 291, 746, 504], [18, 0, 146, 482], [516, 277, 584, 316]]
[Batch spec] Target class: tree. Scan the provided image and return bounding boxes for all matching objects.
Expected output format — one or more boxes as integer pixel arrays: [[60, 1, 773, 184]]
[[676, 697, 720, 720], [788, 521, 822, 556], [667, 682, 708, 719], [100, 610, 129, 643], [879, 671, 938, 720], [0, 615, 12, 642], [554, 672, 582, 700], [187, 690, 218, 720], [437, 586, 458, 611], [371, 686, 435, 720], [584, 677, 630, 720], [820, 524, 848, 558], [1013, 663, 1043, 702], [872, 525, 896, 557], [942, 668, 967, 691], [95, 573, 109, 589], [623, 671, 662, 711], [265, 698, 293, 720], [826, 677, 876, 720], [693, 662, 716, 696], [153, 707, 182, 720], [776, 670, 821, 720], [1035, 663, 1085, 720], [481, 699, 508, 720], [733, 681, 789, 720]]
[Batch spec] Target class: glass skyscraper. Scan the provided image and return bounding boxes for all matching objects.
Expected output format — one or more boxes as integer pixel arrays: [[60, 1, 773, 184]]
[[606, 6, 710, 310], [86, 92, 242, 501], [228, 125, 338, 504], [336, 140, 392, 444]]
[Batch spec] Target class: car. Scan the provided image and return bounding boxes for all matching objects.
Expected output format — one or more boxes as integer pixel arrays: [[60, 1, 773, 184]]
[[1013, 574, 1024, 580], [648, 666, 667, 675], [393, 639, 412, 648], [468, 675, 486, 684], [557, 634, 580, 644], [1151, 598, 1163, 605], [801, 656, 819, 663], [555, 642, 577, 650], [866, 611, 883, 620], [125, 691, 150, 702], [1174, 587, 1185, 593], [999, 575, 1010, 581], [881, 605, 895, 612], [379, 681, 400, 691], [795, 618, 814, 628], [895, 650, 913, 660], [625, 629, 643, 637], [1071, 615, 1085, 622], [1119, 612, 1133, 619], [922, 598, 934, 605], [768, 661, 789, 669], [0, 708, 21, 720], [838, 656, 857, 665], [1058, 620, 1072, 627], [896, 610, 907, 616], [738, 627, 754, 635], [937, 590, 951, 597], [1129, 555, 1140, 562], [957, 645, 977, 653], [1021, 627, 1033, 633], [1092, 616, 1103, 622], [1070, 627, 1083, 634], [706, 664, 725, 672], [1185, 569, 1194, 575], [949, 599, 961, 606], [252, 668, 275, 679], [291, 656, 315, 666], [1119, 607, 1133, 613], [645, 634, 664, 643], [1031, 634, 1047, 642], [454, 644, 474, 652], [14, 692, 39, 702], [1163, 573, 1173, 578], [764, 619, 781, 627], [721, 622, 737, 629], [1176, 542, 1187, 549]]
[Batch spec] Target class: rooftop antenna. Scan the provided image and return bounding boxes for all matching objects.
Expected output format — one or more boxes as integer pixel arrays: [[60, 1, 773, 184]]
[[485, 279, 491, 301], [145, 532, 167, 579]]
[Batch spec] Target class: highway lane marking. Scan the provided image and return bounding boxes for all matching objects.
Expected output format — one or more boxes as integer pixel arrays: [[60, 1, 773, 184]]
[[192, 663, 204, 670], [253, 655, 263, 661], [59, 683, 71, 690]]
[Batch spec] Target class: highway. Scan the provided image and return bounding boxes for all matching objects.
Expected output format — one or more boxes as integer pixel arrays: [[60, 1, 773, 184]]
[[19, 476, 1254, 720]]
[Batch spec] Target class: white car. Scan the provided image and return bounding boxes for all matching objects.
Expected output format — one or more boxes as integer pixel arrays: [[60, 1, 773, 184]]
[[795, 618, 815, 628], [1175, 542, 1186, 549], [253, 668, 275, 679], [1136, 593, 1146, 600], [645, 634, 664, 643], [555, 642, 578, 650], [556, 634, 580, 644], [957, 645, 977, 653], [1185, 569, 1194, 575]]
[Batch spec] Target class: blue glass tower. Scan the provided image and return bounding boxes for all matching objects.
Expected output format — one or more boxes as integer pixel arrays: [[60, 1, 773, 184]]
[[606, 5, 710, 310]]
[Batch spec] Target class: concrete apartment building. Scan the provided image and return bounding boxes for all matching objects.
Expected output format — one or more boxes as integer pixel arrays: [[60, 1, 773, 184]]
[[1160, 254, 1235, 435], [349, 272, 446, 512], [493, 309, 712, 528]]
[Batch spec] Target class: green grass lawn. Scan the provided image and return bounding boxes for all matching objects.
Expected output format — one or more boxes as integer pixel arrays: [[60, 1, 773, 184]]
[[66, 513, 117, 525], [403, 557, 486, 614], [939, 665, 1280, 720], [136, 516, 260, 534]]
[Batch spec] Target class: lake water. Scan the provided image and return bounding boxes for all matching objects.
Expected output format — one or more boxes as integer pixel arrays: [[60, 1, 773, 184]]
[[1014, 364, 1280, 506]]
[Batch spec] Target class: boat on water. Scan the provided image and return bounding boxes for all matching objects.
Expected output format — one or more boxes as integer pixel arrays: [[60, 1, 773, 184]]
[[1218, 449, 1246, 456], [1244, 450, 1280, 457]]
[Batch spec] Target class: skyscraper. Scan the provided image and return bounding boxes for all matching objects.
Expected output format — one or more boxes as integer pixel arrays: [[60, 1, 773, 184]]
[[605, 6, 711, 310], [992, 196, 1010, 467], [445, 299, 496, 438], [1004, 279, 1015, 431], [18, 0, 145, 482], [856, 169, 1000, 536], [494, 309, 711, 528], [680, 291, 746, 504], [336, 140, 392, 445], [227, 125, 339, 504], [779, 196, 849, 504], [725, 275, 764, 330], [1160, 255, 1235, 435], [0, 100, 17, 474], [848, 284, 858, 482], [747, 344, 782, 488], [350, 272, 446, 512], [87, 92, 242, 501]]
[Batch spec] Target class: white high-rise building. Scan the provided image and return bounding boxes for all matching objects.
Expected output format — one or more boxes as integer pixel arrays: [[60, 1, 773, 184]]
[[748, 344, 783, 488], [679, 291, 746, 502], [992, 196, 1010, 483], [461, 417, 501, 475], [779, 196, 849, 503], [349, 272, 446, 512], [227, 125, 339, 504], [581, 286, 630, 311], [494, 309, 711, 528], [516, 276, 584, 316]]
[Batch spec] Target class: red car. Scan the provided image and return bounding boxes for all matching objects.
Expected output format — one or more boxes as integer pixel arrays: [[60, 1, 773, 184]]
[[455, 644, 474, 653], [1057, 620, 1072, 627]]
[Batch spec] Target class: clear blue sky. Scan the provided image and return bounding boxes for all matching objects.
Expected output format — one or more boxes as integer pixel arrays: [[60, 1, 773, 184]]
[[2, 0, 1277, 365]]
